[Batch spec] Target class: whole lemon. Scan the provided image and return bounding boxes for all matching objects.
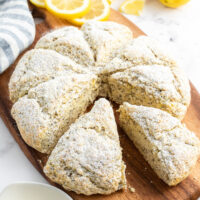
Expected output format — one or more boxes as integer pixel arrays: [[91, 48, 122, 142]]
[[160, 0, 190, 8]]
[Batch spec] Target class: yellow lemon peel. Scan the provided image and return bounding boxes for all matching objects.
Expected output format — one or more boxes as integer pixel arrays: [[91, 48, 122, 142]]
[[120, 0, 145, 16]]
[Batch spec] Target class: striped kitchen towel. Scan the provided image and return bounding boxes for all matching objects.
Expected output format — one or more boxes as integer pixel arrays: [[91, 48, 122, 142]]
[[0, 0, 35, 73]]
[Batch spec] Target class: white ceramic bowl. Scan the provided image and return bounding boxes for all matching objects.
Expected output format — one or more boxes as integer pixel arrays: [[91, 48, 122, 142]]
[[0, 182, 73, 200]]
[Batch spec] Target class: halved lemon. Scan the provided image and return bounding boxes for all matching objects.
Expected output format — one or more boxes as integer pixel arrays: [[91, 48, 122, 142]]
[[45, 0, 91, 19], [30, 0, 45, 8], [69, 0, 110, 26], [160, 0, 190, 8], [120, 0, 145, 16]]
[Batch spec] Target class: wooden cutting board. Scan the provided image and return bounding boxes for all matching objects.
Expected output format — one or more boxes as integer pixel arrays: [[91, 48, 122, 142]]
[[0, 5, 200, 200]]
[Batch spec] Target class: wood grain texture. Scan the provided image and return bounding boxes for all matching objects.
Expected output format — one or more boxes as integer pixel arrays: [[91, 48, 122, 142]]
[[0, 5, 200, 200]]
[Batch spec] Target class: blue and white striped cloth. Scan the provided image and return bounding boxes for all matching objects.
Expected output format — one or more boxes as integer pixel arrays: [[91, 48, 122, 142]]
[[0, 0, 35, 73]]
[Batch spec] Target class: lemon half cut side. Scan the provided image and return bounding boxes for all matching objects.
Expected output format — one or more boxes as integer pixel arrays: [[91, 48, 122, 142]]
[[120, 0, 145, 16], [70, 0, 110, 26], [45, 0, 91, 19]]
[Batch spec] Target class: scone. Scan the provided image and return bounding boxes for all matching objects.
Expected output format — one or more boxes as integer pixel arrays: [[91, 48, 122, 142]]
[[44, 98, 126, 195], [81, 21, 132, 96], [119, 103, 200, 186], [100, 36, 191, 103], [9, 49, 89, 103], [102, 36, 177, 75], [35, 26, 94, 66], [108, 65, 188, 119], [11, 74, 100, 154], [81, 21, 133, 66]]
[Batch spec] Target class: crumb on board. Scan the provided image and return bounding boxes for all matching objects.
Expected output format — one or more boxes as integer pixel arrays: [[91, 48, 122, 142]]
[[129, 186, 135, 193], [37, 159, 42, 164]]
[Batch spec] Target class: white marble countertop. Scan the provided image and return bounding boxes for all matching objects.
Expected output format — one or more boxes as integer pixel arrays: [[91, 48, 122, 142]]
[[1, 0, 200, 195]]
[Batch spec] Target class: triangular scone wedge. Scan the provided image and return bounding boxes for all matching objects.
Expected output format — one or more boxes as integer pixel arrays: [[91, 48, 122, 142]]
[[108, 65, 187, 119], [119, 103, 200, 186], [11, 74, 100, 154], [81, 21, 132, 96], [9, 49, 89, 103], [81, 21, 132, 67], [99, 36, 191, 103], [35, 26, 94, 66], [102, 36, 177, 75], [44, 98, 126, 195]]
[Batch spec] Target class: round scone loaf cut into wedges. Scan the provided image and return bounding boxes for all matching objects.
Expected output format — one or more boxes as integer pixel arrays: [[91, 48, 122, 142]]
[[44, 98, 126, 195], [9, 21, 194, 193], [119, 103, 200, 186], [10, 49, 100, 154]]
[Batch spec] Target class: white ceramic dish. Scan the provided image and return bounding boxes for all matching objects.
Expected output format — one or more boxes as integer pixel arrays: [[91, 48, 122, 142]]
[[0, 182, 73, 200]]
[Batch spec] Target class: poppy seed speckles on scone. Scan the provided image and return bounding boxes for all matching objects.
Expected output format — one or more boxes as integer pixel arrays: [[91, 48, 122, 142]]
[[108, 65, 188, 119], [11, 74, 100, 154], [35, 26, 95, 67], [80, 21, 133, 67], [9, 49, 92, 103], [100, 36, 190, 114], [35, 21, 133, 71], [44, 98, 126, 195], [119, 103, 200, 186]]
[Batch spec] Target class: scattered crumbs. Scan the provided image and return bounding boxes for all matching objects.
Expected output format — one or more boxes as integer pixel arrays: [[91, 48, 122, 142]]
[[127, 172, 131, 175], [150, 180, 153, 184], [129, 186, 135, 193], [144, 167, 147, 171], [37, 159, 42, 164]]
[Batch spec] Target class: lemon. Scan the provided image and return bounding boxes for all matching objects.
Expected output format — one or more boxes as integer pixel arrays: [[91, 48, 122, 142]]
[[107, 0, 114, 4], [30, 0, 45, 8], [160, 0, 190, 8], [120, 0, 145, 16], [45, 0, 91, 19], [70, 0, 110, 26]]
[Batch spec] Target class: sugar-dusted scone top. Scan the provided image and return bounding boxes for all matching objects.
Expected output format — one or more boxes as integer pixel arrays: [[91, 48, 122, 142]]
[[102, 36, 177, 75], [101, 36, 190, 117], [44, 98, 126, 195], [81, 21, 133, 67], [9, 49, 90, 103], [119, 103, 200, 186], [11, 74, 100, 154], [35, 21, 133, 71], [35, 26, 94, 66], [108, 65, 188, 119]]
